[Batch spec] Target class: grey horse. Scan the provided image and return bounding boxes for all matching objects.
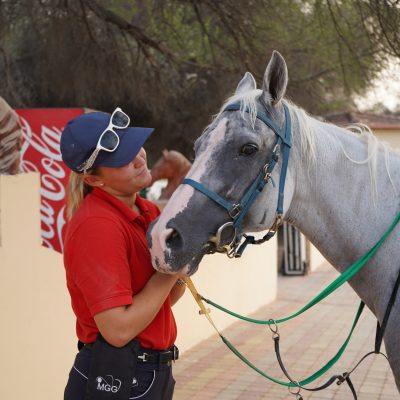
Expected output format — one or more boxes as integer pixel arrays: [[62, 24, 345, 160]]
[[148, 51, 400, 391]]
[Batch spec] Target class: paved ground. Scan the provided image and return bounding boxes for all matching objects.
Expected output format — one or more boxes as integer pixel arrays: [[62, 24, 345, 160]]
[[173, 263, 398, 399]]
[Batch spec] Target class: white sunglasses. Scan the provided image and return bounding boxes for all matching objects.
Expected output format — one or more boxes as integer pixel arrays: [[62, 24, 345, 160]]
[[77, 107, 130, 173]]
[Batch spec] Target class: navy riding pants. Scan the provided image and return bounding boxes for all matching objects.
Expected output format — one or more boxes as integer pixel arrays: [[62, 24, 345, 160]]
[[64, 346, 175, 400]]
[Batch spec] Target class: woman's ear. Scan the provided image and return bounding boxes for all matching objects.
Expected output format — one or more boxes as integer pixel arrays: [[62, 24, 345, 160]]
[[83, 173, 104, 188]]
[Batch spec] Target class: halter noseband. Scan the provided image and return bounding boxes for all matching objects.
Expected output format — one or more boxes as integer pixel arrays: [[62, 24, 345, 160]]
[[183, 102, 292, 258]]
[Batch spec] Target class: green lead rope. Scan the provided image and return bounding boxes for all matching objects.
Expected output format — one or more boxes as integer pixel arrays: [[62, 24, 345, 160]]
[[220, 301, 365, 387], [202, 211, 400, 325], [195, 211, 400, 389]]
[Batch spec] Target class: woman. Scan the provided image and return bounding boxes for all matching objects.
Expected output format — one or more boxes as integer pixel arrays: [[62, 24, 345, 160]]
[[61, 108, 186, 400]]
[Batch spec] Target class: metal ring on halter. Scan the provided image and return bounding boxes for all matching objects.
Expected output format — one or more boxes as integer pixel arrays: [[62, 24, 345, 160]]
[[215, 222, 237, 252], [276, 213, 283, 224], [271, 214, 283, 231], [268, 318, 279, 334], [288, 381, 301, 396]]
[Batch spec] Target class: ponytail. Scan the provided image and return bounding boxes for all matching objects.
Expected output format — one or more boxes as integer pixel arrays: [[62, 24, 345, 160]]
[[66, 171, 93, 220]]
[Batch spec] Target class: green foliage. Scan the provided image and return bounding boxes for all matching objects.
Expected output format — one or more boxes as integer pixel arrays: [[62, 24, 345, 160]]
[[0, 0, 397, 161]]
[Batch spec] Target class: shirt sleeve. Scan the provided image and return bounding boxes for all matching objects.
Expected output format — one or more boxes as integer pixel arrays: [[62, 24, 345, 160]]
[[68, 217, 133, 316]]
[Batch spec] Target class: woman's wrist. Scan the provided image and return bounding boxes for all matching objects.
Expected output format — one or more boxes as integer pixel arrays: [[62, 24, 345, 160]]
[[175, 278, 185, 286]]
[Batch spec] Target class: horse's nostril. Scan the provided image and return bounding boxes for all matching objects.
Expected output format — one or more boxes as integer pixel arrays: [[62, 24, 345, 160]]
[[165, 229, 183, 251]]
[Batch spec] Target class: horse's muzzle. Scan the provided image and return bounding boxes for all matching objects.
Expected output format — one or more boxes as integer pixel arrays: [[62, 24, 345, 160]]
[[165, 228, 184, 252]]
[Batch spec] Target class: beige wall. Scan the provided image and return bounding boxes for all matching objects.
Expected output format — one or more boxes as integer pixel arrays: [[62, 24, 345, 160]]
[[0, 173, 77, 399], [374, 128, 400, 150], [0, 173, 277, 399], [308, 242, 327, 272], [174, 240, 277, 353]]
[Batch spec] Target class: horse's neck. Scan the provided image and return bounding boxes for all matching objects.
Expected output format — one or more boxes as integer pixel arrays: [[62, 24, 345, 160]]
[[287, 119, 400, 308]]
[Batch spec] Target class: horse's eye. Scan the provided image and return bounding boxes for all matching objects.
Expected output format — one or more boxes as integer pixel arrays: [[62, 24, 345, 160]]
[[240, 143, 258, 156]]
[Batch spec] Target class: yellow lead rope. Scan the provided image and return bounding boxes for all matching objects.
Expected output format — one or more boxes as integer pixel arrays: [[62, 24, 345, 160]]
[[183, 277, 222, 336]]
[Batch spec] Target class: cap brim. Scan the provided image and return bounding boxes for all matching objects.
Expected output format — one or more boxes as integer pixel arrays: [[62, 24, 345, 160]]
[[94, 126, 154, 168]]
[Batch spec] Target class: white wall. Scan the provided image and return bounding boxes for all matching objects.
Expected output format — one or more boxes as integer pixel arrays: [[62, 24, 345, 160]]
[[0, 173, 278, 399]]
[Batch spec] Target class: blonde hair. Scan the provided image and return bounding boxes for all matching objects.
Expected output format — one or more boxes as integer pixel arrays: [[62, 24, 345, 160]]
[[66, 171, 95, 220]]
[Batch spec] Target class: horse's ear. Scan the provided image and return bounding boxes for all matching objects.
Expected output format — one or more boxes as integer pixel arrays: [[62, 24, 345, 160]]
[[262, 50, 288, 105], [235, 72, 257, 95]]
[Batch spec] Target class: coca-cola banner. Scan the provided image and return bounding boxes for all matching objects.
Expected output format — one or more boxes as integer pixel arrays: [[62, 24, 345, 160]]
[[17, 108, 85, 253]]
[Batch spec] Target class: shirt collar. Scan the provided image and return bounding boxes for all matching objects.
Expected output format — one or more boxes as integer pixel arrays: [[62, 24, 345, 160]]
[[91, 187, 150, 223]]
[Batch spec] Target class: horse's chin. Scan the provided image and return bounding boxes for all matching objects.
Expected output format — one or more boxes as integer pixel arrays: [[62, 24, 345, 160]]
[[174, 253, 203, 276], [185, 262, 200, 276], [152, 251, 204, 276], [185, 247, 207, 275]]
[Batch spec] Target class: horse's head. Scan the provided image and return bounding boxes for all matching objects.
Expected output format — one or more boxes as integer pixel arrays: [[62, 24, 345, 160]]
[[151, 149, 191, 182], [151, 149, 172, 183], [148, 51, 296, 275]]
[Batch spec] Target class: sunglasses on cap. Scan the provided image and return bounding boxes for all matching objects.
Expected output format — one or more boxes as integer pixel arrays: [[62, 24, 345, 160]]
[[77, 107, 130, 173]]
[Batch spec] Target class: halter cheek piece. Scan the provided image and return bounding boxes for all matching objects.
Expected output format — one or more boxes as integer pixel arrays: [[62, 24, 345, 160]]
[[183, 102, 292, 258]]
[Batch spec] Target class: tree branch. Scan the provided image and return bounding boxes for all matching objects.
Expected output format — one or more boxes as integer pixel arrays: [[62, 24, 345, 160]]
[[83, 0, 177, 62]]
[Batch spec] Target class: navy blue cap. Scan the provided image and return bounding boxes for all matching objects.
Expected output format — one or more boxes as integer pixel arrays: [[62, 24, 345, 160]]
[[60, 111, 154, 173]]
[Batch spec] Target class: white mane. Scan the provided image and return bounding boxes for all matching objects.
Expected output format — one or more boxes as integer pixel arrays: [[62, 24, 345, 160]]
[[214, 89, 398, 200]]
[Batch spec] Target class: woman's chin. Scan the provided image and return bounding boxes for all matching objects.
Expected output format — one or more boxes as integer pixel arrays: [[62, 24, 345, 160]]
[[133, 174, 152, 193], [141, 172, 153, 188]]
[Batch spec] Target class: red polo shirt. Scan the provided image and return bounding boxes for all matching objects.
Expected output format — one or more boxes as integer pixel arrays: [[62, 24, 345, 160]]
[[63, 187, 176, 350]]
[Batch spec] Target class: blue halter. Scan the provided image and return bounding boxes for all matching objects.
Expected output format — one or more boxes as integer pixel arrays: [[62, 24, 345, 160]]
[[183, 102, 292, 257]]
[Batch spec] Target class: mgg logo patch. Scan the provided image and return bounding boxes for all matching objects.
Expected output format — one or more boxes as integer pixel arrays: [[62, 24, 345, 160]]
[[96, 375, 122, 393]]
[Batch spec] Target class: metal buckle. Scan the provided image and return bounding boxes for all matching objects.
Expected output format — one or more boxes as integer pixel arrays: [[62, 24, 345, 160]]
[[137, 353, 149, 362], [271, 143, 280, 160], [263, 163, 271, 181], [263, 144, 280, 181], [229, 204, 241, 218], [337, 372, 348, 386]]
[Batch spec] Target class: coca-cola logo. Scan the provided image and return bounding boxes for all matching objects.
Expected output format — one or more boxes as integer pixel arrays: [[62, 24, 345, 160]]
[[17, 109, 83, 253]]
